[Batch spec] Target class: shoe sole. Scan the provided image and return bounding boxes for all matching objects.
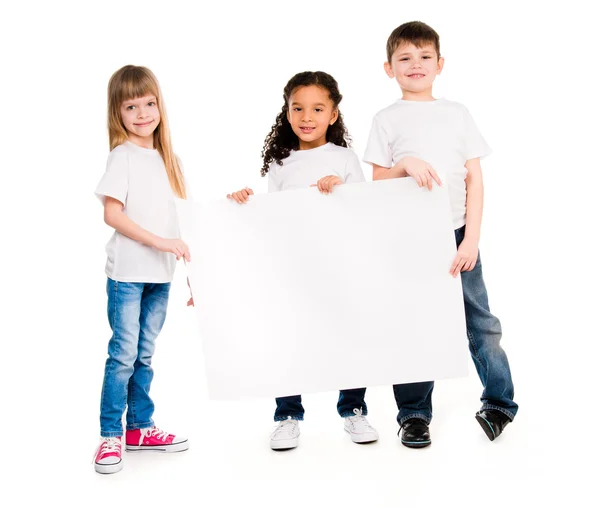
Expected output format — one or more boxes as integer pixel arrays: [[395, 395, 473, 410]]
[[475, 415, 496, 441], [344, 428, 379, 444], [125, 440, 189, 452], [94, 460, 123, 474], [401, 439, 431, 448], [270, 438, 298, 450]]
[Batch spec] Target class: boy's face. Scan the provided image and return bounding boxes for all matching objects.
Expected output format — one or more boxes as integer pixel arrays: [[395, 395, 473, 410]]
[[384, 43, 444, 95]]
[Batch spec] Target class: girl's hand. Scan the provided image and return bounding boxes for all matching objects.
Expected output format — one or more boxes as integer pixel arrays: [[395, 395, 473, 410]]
[[186, 277, 194, 307], [450, 237, 478, 277], [153, 238, 191, 261], [311, 175, 343, 194], [401, 156, 442, 190], [227, 187, 254, 204]]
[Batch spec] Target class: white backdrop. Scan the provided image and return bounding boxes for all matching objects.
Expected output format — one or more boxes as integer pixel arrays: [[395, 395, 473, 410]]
[[1, 0, 598, 506]]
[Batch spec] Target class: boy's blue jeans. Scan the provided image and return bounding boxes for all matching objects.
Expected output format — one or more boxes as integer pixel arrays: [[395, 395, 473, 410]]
[[275, 389, 367, 421], [100, 278, 170, 437], [393, 226, 518, 425]]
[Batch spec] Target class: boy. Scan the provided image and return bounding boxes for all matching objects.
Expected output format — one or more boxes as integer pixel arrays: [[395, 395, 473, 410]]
[[364, 21, 518, 447]]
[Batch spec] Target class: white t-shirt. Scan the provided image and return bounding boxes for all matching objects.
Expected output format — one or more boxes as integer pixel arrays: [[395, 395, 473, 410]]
[[363, 98, 492, 229], [95, 141, 182, 283], [268, 142, 365, 192]]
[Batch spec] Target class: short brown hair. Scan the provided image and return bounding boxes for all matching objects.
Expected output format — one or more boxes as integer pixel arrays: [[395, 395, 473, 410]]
[[386, 21, 441, 62]]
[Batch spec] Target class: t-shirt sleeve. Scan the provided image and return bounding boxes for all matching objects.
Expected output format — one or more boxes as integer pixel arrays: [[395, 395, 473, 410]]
[[344, 151, 366, 183], [363, 115, 393, 168], [95, 149, 128, 205], [463, 107, 492, 160], [267, 163, 280, 193]]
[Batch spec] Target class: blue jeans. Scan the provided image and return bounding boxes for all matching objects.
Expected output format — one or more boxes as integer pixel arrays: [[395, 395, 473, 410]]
[[275, 388, 367, 421], [100, 278, 170, 437], [393, 226, 518, 425]]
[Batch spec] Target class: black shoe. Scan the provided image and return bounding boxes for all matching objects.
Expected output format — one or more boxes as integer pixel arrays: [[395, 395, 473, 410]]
[[398, 418, 431, 448], [475, 409, 512, 441]]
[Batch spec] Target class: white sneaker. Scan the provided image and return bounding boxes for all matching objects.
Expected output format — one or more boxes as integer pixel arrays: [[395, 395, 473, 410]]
[[270, 416, 300, 450], [344, 408, 379, 443]]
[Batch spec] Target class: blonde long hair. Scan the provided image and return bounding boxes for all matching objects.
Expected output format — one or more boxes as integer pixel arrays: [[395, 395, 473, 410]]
[[107, 65, 186, 199]]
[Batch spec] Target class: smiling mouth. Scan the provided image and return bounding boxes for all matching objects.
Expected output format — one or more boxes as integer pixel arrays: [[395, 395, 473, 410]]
[[300, 127, 315, 132], [408, 74, 425, 78], [134, 120, 153, 127]]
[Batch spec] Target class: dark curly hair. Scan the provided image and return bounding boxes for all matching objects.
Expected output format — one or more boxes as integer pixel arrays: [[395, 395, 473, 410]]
[[260, 71, 351, 177]]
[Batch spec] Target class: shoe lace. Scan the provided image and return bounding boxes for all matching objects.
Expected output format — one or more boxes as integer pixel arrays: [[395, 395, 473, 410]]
[[93, 437, 121, 462], [272, 416, 298, 437], [142, 426, 170, 443], [346, 408, 375, 432]]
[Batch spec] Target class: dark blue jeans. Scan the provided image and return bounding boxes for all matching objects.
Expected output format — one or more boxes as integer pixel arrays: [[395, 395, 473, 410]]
[[393, 226, 518, 425], [274, 388, 367, 421]]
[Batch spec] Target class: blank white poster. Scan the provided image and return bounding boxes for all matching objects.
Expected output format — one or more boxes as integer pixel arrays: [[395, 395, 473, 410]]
[[176, 178, 469, 400]]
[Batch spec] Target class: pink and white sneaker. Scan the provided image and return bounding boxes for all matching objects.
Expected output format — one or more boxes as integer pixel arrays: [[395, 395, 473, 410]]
[[125, 426, 189, 452], [94, 437, 123, 474]]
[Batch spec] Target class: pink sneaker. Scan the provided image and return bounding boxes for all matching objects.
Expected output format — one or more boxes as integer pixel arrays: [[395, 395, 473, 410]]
[[94, 437, 123, 474], [125, 426, 189, 452]]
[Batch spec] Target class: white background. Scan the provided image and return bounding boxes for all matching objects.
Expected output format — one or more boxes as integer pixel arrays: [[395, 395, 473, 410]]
[[1, 0, 598, 506]]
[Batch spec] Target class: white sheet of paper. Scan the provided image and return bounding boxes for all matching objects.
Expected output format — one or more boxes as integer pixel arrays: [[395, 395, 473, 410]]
[[176, 178, 469, 400]]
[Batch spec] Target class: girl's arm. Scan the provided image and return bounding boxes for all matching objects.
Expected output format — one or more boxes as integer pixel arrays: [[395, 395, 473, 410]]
[[449, 158, 483, 277], [104, 197, 190, 261]]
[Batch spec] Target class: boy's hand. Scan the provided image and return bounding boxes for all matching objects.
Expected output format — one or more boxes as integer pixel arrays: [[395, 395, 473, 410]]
[[401, 156, 442, 190], [311, 175, 343, 194], [227, 187, 254, 204], [153, 238, 191, 262], [450, 238, 479, 277]]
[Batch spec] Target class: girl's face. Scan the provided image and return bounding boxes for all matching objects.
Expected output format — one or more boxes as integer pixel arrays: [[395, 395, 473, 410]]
[[120, 95, 161, 146], [286, 85, 338, 150]]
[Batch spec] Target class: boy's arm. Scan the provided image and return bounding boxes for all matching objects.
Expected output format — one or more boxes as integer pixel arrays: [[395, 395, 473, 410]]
[[450, 157, 483, 277], [372, 162, 407, 180], [372, 158, 441, 189], [464, 158, 484, 243]]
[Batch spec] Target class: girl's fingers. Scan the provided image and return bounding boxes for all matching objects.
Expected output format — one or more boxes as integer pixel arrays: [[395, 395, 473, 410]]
[[426, 173, 433, 191]]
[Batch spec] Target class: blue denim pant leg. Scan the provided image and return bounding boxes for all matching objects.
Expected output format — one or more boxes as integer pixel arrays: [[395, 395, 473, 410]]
[[274, 395, 304, 421], [100, 279, 144, 437], [392, 381, 434, 425], [337, 388, 368, 417], [456, 227, 518, 420], [126, 282, 170, 431]]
